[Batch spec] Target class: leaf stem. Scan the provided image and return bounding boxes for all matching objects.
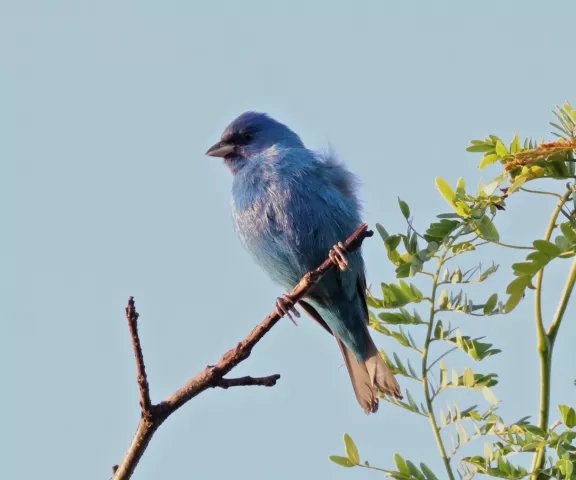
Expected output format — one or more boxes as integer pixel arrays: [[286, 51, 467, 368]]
[[520, 187, 563, 199], [357, 464, 395, 474], [476, 240, 535, 250]]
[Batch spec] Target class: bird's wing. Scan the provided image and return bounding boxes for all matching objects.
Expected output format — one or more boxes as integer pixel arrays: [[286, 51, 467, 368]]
[[356, 271, 369, 325], [301, 158, 366, 305], [299, 300, 333, 335]]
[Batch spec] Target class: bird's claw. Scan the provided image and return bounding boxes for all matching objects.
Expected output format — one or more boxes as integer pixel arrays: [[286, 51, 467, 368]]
[[275, 294, 300, 326], [329, 242, 349, 271]]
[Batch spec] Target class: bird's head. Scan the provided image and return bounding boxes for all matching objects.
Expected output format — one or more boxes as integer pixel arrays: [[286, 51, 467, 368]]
[[206, 112, 304, 173]]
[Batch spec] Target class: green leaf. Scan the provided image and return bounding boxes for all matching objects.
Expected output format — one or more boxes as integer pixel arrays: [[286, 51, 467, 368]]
[[556, 235, 571, 252], [329, 456, 355, 468], [438, 289, 449, 309], [524, 425, 546, 437], [559, 405, 576, 428], [526, 251, 551, 266], [376, 223, 389, 241], [456, 177, 466, 196], [484, 293, 498, 314], [505, 292, 523, 313], [510, 132, 521, 153], [440, 409, 447, 426], [467, 144, 494, 153], [463, 368, 475, 387], [435, 177, 456, 206], [425, 219, 460, 242], [564, 102, 576, 121], [484, 443, 493, 462], [475, 216, 500, 242], [452, 242, 475, 254], [512, 262, 541, 276], [495, 140, 508, 157], [394, 453, 411, 475], [508, 175, 527, 194], [398, 198, 410, 219], [380, 281, 424, 308], [385, 235, 402, 251], [479, 154, 500, 170], [506, 275, 531, 295], [440, 360, 448, 388], [343, 434, 359, 465], [482, 387, 499, 405], [443, 332, 501, 360], [366, 293, 382, 308], [452, 368, 459, 386], [454, 201, 471, 217], [533, 239, 562, 258], [406, 461, 426, 480], [420, 463, 439, 480], [378, 309, 426, 325], [479, 264, 499, 282], [450, 267, 463, 284], [561, 222, 576, 243], [395, 263, 411, 278], [556, 456, 573, 477]]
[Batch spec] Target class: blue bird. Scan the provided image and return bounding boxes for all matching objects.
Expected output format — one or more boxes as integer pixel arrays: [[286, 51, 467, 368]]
[[206, 112, 402, 413]]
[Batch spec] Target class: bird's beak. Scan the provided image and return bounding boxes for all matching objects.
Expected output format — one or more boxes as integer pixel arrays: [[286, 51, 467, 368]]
[[205, 141, 235, 158]]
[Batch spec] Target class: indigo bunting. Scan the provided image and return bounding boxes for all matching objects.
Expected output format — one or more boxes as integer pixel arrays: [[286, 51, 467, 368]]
[[206, 112, 401, 413]]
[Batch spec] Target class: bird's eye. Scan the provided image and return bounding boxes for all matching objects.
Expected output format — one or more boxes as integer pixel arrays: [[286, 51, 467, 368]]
[[243, 132, 253, 142]]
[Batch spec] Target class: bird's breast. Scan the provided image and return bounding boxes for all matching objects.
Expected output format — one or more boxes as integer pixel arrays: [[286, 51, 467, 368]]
[[232, 176, 291, 239]]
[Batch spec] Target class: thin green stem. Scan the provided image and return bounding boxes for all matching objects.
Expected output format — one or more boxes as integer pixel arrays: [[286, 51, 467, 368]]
[[476, 240, 535, 250], [420, 271, 435, 279], [530, 189, 572, 479], [547, 175, 576, 180], [406, 218, 427, 240], [493, 240, 535, 250], [548, 257, 576, 346], [534, 191, 570, 342], [381, 397, 429, 417], [450, 235, 481, 251], [427, 346, 462, 374], [560, 207, 573, 221], [520, 187, 563, 199], [358, 464, 395, 474], [422, 241, 457, 480]]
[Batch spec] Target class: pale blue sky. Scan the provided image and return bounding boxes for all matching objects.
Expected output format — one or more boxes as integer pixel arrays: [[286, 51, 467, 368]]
[[2, 1, 576, 479]]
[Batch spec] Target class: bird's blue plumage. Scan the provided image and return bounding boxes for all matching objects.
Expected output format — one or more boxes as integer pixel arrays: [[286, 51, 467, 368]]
[[206, 112, 402, 411], [231, 147, 370, 357], [212, 113, 369, 361]]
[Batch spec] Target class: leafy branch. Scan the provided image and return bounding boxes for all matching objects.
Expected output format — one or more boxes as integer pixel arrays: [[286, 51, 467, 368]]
[[330, 102, 576, 479]]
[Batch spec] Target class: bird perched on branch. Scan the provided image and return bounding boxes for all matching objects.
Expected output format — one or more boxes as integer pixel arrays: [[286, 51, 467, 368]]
[[206, 112, 402, 413]]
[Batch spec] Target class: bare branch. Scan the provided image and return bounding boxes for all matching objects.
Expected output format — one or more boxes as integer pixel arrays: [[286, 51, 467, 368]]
[[112, 222, 373, 480], [216, 374, 281, 389], [125, 297, 152, 414]]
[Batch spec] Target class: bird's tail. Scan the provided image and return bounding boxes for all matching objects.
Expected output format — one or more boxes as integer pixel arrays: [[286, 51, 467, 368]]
[[364, 334, 403, 400], [336, 333, 402, 414], [298, 299, 402, 413]]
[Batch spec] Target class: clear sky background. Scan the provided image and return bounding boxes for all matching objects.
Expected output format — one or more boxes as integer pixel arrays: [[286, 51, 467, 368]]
[[2, 1, 576, 479]]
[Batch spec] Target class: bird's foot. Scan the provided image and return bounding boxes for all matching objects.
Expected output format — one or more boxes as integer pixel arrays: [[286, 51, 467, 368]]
[[275, 294, 300, 326], [329, 242, 349, 271]]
